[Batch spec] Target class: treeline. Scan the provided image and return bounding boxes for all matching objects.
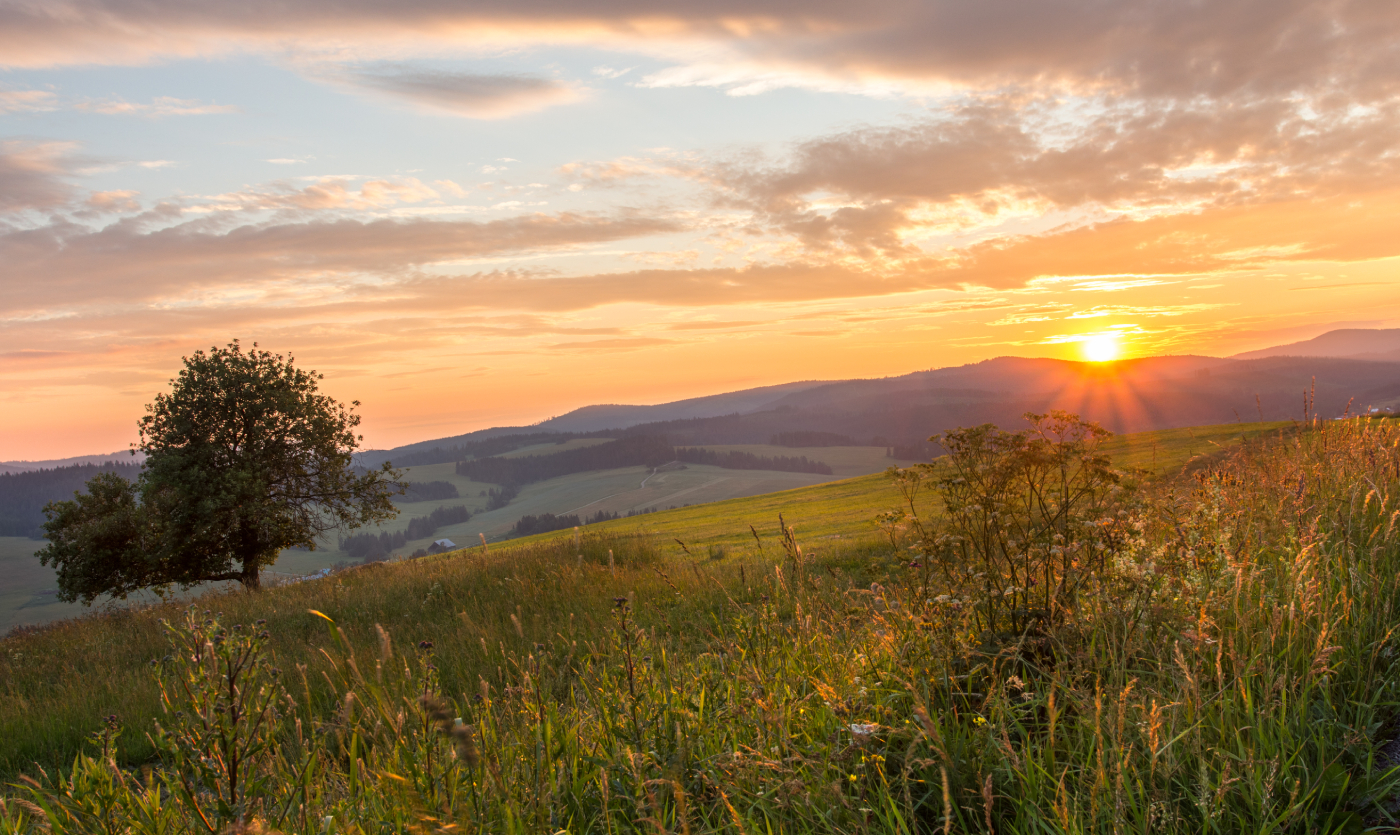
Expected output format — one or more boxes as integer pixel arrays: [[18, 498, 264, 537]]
[[674, 447, 833, 475], [339, 505, 471, 562], [511, 513, 581, 538], [485, 486, 518, 510], [0, 462, 142, 537], [510, 509, 624, 539], [395, 480, 459, 502], [769, 431, 856, 447], [456, 436, 674, 487]]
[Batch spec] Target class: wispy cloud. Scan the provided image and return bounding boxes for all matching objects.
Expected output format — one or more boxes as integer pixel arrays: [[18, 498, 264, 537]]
[[0, 140, 77, 213], [0, 0, 1393, 108], [76, 96, 238, 116], [0, 88, 58, 113], [341, 67, 580, 118], [0, 210, 687, 315]]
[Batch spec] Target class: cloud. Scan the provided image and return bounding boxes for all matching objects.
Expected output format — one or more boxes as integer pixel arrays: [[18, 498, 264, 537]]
[[343, 68, 579, 118], [546, 336, 676, 353], [0, 211, 686, 314], [75, 96, 238, 116], [201, 176, 443, 212], [86, 190, 141, 213], [702, 93, 1400, 257], [22, 183, 1400, 323], [665, 320, 761, 330], [0, 140, 76, 213], [0, 88, 58, 113], [0, 0, 1395, 108]]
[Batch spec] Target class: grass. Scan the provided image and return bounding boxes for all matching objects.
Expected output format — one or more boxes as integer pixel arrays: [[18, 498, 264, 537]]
[[678, 444, 918, 477], [0, 538, 97, 633], [13, 418, 1385, 835]]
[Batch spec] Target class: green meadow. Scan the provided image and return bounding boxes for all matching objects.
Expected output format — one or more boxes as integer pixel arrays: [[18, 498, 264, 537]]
[[22, 417, 1399, 835]]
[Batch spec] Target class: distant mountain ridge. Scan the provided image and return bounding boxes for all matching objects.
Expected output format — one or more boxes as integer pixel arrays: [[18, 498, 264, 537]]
[[1232, 328, 1400, 361], [357, 349, 1400, 469], [531, 379, 835, 432], [26, 329, 1400, 471], [0, 451, 145, 476]]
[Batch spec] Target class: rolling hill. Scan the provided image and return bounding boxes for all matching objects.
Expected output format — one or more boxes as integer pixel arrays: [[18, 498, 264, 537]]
[[358, 345, 1400, 470], [1232, 327, 1400, 361]]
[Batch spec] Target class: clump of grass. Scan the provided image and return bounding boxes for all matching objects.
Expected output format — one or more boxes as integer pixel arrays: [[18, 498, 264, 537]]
[[5, 418, 1400, 833]]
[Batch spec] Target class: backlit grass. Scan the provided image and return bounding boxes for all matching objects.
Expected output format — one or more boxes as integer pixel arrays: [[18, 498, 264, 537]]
[[9, 418, 1392, 834]]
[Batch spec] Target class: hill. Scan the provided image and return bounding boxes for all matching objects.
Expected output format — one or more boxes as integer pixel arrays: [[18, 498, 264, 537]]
[[356, 352, 1400, 469], [6, 417, 1398, 833], [1233, 327, 1400, 361], [0, 451, 145, 476], [0, 461, 143, 537]]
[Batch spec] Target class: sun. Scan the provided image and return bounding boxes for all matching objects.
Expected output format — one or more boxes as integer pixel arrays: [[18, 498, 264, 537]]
[[1083, 333, 1120, 362]]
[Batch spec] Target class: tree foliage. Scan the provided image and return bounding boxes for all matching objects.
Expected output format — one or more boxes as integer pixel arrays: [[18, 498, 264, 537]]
[[38, 341, 400, 600]]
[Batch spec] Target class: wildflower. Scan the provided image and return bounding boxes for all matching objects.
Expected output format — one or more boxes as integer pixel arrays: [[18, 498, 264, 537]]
[[849, 774, 859, 782]]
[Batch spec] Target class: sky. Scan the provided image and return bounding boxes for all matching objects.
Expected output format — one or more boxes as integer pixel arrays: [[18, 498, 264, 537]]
[[3, 0, 1400, 460]]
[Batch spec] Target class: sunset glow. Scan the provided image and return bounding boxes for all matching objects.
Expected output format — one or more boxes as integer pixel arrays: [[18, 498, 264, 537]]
[[3, 1, 1400, 460], [1082, 335, 1121, 363]]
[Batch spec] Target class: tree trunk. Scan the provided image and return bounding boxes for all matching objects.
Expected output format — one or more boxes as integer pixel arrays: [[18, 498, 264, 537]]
[[240, 563, 261, 591]]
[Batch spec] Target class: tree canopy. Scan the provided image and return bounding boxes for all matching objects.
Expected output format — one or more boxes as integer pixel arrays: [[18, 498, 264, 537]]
[[38, 341, 400, 601]]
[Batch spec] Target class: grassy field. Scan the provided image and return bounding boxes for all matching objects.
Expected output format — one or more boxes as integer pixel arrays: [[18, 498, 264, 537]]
[[0, 537, 95, 633], [290, 445, 916, 563], [7, 417, 1400, 833], [0, 422, 1288, 632], [680, 444, 914, 478]]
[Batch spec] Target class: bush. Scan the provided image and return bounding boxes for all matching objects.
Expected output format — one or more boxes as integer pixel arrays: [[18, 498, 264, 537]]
[[882, 410, 1137, 639]]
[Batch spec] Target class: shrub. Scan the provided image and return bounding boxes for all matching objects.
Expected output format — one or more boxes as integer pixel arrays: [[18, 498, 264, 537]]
[[883, 411, 1140, 639]]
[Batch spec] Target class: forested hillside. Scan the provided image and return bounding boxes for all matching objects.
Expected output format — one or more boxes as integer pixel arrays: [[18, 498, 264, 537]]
[[456, 435, 840, 487], [675, 447, 832, 474], [455, 436, 675, 486], [0, 462, 142, 537], [359, 354, 1400, 466]]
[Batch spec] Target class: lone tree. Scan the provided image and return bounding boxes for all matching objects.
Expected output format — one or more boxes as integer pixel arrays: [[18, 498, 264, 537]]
[[39, 341, 400, 601]]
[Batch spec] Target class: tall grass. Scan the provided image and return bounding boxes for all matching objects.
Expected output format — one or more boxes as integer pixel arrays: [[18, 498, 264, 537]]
[[5, 418, 1400, 833]]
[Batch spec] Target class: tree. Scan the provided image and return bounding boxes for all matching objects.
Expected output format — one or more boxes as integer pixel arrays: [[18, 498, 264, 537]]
[[38, 341, 400, 601]]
